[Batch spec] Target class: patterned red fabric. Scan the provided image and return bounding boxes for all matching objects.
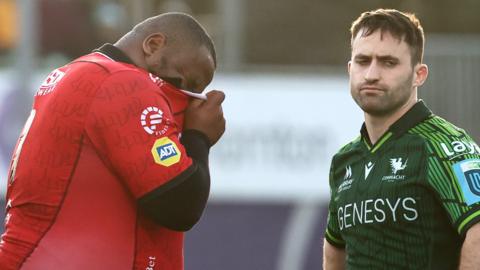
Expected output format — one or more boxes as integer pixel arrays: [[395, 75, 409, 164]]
[[0, 52, 193, 270]]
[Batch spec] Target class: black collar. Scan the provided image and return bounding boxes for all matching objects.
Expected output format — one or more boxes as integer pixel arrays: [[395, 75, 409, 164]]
[[361, 100, 433, 142], [93, 43, 136, 66]]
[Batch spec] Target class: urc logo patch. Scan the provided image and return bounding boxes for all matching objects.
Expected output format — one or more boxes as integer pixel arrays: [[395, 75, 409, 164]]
[[151, 137, 181, 166], [453, 159, 480, 205]]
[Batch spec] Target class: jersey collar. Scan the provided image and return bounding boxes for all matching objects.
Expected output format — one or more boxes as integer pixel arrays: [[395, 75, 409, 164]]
[[93, 43, 136, 66], [361, 100, 433, 152]]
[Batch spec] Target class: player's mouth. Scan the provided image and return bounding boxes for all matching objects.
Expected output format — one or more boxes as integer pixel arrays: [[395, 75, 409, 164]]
[[360, 86, 383, 91], [359, 86, 384, 94]]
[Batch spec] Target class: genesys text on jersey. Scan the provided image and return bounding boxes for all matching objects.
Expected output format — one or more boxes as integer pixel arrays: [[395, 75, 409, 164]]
[[337, 197, 418, 230]]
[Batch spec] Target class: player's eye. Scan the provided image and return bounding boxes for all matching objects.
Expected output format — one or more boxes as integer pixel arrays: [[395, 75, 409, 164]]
[[355, 59, 370, 66], [383, 60, 397, 67]]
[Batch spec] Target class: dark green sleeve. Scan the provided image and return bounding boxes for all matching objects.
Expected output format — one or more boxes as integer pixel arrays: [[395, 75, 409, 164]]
[[425, 134, 480, 236], [325, 158, 346, 248]]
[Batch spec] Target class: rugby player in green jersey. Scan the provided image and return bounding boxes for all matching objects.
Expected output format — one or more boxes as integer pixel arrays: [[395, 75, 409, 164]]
[[323, 9, 480, 270]]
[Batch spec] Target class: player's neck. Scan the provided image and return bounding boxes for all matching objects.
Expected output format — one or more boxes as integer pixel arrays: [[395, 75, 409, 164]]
[[364, 116, 391, 145], [364, 99, 418, 145]]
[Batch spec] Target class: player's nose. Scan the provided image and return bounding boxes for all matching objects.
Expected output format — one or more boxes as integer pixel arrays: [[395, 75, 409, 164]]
[[364, 62, 381, 82]]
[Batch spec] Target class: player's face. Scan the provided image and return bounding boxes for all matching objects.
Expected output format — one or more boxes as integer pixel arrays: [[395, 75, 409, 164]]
[[148, 45, 215, 93], [348, 29, 418, 117]]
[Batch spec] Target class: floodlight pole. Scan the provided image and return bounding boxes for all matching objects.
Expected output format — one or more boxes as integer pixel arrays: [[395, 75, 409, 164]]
[[15, 0, 39, 95]]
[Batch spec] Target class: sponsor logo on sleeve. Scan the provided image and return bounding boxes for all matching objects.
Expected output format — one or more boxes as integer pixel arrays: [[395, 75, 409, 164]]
[[36, 69, 66, 96], [453, 159, 480, 206], [141, 106, 169, 136], [441, 140, 480, 160], [151, 137, 181, 167]]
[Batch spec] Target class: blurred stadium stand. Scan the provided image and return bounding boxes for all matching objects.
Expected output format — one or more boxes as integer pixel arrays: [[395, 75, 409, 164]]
[[422, 35, 480, 141], [0, 0, 479, 269]]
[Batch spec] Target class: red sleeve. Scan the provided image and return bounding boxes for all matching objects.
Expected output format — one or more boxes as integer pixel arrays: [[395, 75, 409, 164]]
[[85, 70, 193, 199]]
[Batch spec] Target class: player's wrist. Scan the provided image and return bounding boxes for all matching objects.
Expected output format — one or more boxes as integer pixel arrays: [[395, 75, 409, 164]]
[[182, 129, 211, 148]]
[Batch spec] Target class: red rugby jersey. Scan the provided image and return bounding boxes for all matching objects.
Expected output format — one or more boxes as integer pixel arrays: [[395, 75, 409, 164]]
[[0, 50, 196, 270]]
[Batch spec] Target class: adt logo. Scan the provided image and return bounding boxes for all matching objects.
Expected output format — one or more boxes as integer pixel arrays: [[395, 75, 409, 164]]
[[157, 143, 177, 160], [453, 159, 480, 205], [151, 137, 181, 167]]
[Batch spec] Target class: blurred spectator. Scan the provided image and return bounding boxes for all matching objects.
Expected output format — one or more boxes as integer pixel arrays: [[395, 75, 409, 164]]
[[0, 0, 16, 52]]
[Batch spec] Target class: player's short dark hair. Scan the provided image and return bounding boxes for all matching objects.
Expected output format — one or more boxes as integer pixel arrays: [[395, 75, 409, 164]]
[[134, 12, 217, 67], [350, 9, 425, 65]]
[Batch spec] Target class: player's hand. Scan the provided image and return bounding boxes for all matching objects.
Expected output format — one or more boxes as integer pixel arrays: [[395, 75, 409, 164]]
[[184, 90, 226, 146]]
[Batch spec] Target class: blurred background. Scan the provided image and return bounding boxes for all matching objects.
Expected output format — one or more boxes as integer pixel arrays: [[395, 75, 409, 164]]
[[0, 0, 479, 269]]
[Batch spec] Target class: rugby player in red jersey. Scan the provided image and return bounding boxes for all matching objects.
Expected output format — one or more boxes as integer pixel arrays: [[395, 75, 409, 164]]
[[0, 12, 225, 270]]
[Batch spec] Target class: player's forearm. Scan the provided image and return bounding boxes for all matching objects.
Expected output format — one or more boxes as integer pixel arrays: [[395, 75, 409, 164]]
[[138, 130, 211, 231], [459, 222, 480, 269], [323, 239, 346, 270], [181, 129, 210, 165]]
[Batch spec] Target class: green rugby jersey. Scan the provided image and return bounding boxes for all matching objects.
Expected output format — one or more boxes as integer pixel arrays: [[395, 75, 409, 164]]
[[325, 101, 480, 269]]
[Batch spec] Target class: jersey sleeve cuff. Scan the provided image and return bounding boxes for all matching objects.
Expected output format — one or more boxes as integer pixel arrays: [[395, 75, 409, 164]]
[[325, 228, 345, 248], [456, 206, 480, 236], [138, 163, 197, 205], [181, 129, 211, 149]]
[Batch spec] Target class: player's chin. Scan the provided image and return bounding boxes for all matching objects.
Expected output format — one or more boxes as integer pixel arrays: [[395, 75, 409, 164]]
[[357, 100, 387, 115], [362, 104, 395, 116], [354, 95, 379, 108]]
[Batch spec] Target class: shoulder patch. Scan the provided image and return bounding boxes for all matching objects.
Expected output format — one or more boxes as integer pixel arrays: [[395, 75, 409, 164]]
[[141, 106, 169, 136], [36, 68, 67, 96], [453, 159, 480, 206], [151, 137, 181, 167]]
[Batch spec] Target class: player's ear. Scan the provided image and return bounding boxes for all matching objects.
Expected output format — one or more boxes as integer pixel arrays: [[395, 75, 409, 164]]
[[413, 63, 428, 88], [347, 60, 352, 75], [142, 33, 167, 56]]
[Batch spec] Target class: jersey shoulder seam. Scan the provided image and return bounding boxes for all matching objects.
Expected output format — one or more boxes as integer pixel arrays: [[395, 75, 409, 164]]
[[408, 115, 477, 146], [71, 53, 145, 75]]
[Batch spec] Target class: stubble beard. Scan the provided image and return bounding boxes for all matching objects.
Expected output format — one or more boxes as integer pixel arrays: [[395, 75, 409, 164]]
[[351, 75, 414, 117]]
